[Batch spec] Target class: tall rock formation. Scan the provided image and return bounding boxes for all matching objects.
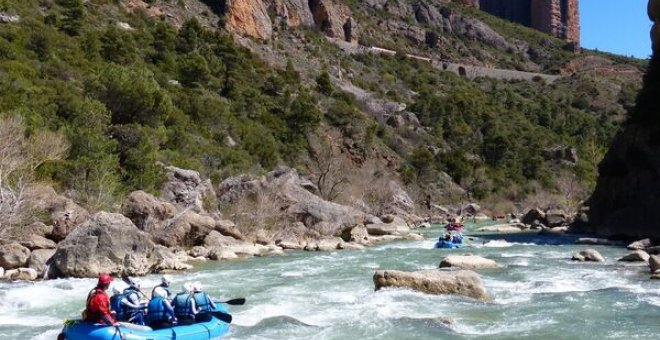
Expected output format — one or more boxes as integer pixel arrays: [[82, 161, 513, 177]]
[[585, 0, 659, 239], [222, 0, 357, 43], [224, 0, 273, 41], [478, 0, 580, 48]]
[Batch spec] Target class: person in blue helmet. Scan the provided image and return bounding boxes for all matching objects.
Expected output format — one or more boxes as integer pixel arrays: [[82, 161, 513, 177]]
[[192, 281, 217, 322], [123, 278, 147, 325], [173, 282, 198, 325], [147, 287, 177, 329]]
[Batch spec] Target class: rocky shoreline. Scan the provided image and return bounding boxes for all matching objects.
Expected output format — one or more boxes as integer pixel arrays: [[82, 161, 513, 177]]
[[0, 165, 432, 282]]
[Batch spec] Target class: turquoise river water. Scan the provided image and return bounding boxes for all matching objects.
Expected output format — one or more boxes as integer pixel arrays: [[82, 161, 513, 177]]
[[1, 223, 660, 339]]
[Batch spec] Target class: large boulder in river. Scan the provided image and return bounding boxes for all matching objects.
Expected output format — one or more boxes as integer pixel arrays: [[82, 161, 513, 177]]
[[0, 242, 31, 269], [571, 249, 605, 262], [650, 255, 660, 273], [49, 212, 158, 278], [373, 269, 488, 301], [439, 255, 499, 270], [618, 250, 650, 262], [161, 166, 218, 213]]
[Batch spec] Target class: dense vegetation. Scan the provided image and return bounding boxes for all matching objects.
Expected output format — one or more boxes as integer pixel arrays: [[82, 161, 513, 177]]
[[0, 0, 643, 217]]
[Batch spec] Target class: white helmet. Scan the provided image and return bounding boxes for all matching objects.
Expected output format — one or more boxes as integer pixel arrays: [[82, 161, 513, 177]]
[[192, 281, 203, 292], [111, 282, 127, 295], [153, 287, 167, 298], [183, 282, 194, 293], [130, 278, 142, 289], [161, 274, 172, 286]]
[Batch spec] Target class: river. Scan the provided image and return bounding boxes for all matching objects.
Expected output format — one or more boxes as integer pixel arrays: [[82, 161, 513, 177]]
[[2, 223, 660, 339]]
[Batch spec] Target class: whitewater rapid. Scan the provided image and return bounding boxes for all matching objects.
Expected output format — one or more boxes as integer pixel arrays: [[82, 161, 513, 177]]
[[2, 225, 660, 339]]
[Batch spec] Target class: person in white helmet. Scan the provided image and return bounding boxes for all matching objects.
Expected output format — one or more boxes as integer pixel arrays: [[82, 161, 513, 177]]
[[152, 275, 174, 300], [146, 287, 177, 329], [173, 282, 198, 325], [191, 281, 217, 322]]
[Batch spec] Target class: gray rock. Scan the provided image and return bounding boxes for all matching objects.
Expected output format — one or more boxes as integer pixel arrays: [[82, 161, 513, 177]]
[[571, 249, 605, 262], [20, 235, 57, 250], [4, 268, 37, 281], [373, 269, 489, 301], [650, 255, 660, 273], [48, 212, 158, 278], [538, 226, 568, 235], [366, 223, 410, 236], [188, 246, 210, 258], [215, 219, 244, 240], [161, 166, 217, 213], [0, 13, 20, 23], [478, 224, 525, 233], [618, 250, 650, 262], [208, 247, 238, 261], [204, 231, 240, 248], [522, 208, 546, 226], [627, 238, 652, 250], [122, 191, 177, 232], [439, 255, 499, 270], [545, 209, 568, 227], [153, 211, 215, 247], [0, 243, 31, 269], [27, 249, 56, 277], [151, 246, 193, 272]]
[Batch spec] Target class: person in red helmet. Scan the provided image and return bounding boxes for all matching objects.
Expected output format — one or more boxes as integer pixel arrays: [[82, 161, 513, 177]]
[[84, 274, 118, 326]]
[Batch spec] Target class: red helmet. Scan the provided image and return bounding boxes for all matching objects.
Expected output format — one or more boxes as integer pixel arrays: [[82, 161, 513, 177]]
[[98, 274, 113, 285]]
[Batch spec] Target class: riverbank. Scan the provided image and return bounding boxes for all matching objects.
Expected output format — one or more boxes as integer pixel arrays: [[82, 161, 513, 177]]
[[3, 222, 660, 339]]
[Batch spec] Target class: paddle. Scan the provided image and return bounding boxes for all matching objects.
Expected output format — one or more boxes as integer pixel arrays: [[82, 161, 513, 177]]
[[215, 298, 246, 305], [212, 311, 233, 323]]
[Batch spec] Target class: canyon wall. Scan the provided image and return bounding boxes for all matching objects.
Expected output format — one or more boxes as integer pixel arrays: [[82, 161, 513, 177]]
[[480, 0, 580, 48]]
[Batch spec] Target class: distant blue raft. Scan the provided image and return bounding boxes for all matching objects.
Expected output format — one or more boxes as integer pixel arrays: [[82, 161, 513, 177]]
[[59, 305, 230, 340], [434, 235, 465, 249]]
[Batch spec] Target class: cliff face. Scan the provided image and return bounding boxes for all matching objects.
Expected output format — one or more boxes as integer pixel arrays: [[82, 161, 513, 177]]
[[586, 0, 659, 239], [222, 0, 356, 43], [479, 0, 580, 48]]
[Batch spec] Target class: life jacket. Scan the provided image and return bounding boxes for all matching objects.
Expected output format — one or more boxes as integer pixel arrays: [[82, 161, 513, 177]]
[[123, 287, 144, 317], [173, 293, 195, 320], [193, 292, 212, 313], [146, 297, 167, 323], [109, 294, 126, 321]]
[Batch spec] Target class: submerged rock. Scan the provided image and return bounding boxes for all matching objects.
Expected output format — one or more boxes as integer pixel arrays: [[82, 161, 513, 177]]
[[373, 269, 489, 301], [439, 255, 499, 270], [575, 238, 625, 246], [571, 249, 605, 262]]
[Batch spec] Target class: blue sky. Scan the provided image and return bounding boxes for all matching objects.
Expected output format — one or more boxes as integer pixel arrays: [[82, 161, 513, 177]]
[[581, 0, 652, 59]]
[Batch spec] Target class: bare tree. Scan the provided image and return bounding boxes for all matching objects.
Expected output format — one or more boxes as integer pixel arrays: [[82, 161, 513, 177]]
[[308, 140, 350, 202], [0, 115, 69, 237]]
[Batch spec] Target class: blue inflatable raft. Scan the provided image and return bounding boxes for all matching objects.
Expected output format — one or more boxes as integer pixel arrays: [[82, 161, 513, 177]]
[[434, 234, 464, 249], [59, 305, 230, 340]]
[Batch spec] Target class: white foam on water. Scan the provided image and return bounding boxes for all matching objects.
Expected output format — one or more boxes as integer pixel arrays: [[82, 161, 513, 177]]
[[32, 329, 62, 340], [453, 317, 557, 336], [511, 258, 530, 266], [280, 271, 304, 278], [0, 314, 61, 327]]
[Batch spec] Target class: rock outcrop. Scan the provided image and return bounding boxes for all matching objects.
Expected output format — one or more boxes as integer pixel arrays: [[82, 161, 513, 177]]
[[373, 269, 488, 300], [587, 0, 660, 239], [618, 250, 650, 262]]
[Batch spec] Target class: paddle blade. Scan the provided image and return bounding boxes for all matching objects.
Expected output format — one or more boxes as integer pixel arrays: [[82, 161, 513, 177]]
[[212, 311, 233, 323], [222, 298, 246, 305]]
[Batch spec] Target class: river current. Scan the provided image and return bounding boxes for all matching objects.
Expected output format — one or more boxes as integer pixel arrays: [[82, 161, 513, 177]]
[[2, 223, 660, 339]]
